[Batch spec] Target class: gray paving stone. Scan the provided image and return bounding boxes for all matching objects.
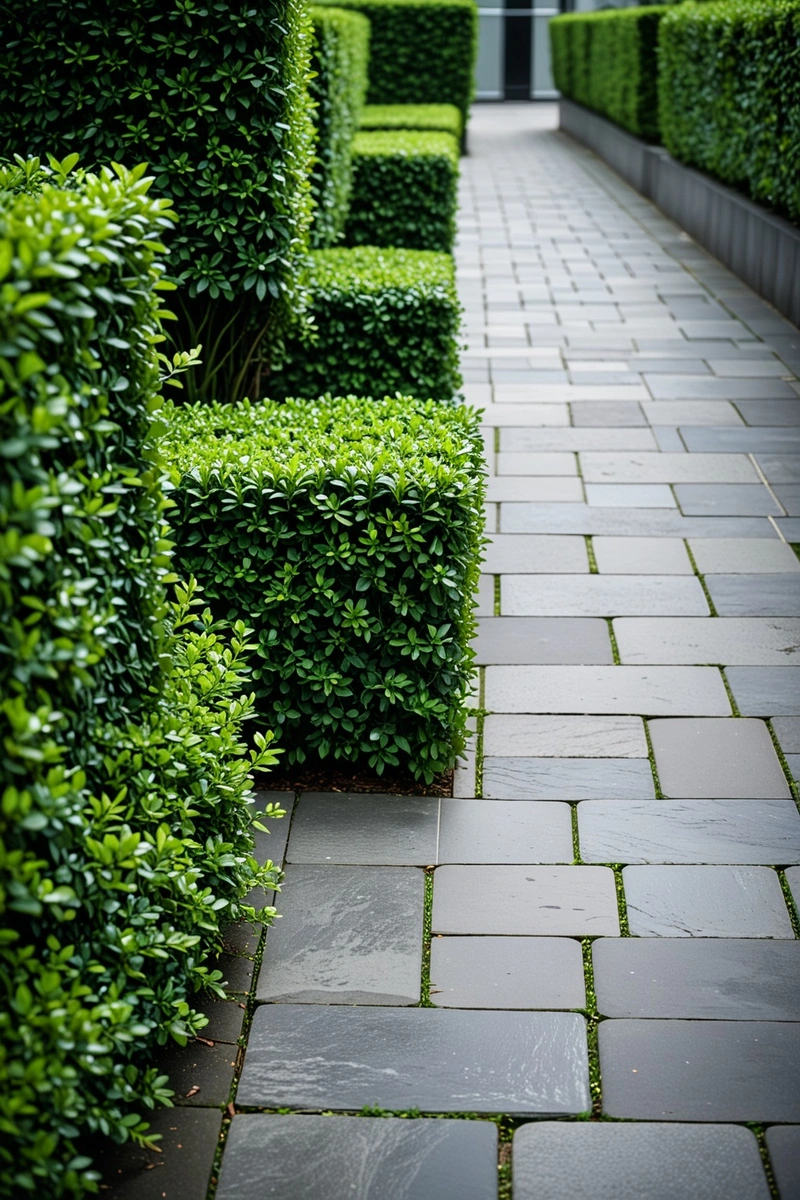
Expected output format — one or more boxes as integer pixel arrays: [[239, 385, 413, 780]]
[[493, 452, 578, 476], [709, 357, 789, 376], [433, 866, 619, 936], [676, 484, 783, 516], [483, 714, 647, 758], [640, 400, 744, 425], [437, 799, 573, 863], [593, 938, 800, 1020], [785, 754, 800, 780], [614, 617, 800, 666], [512, 1122, 770, 1200], [99, 1107, 222, 1200], [237, 1006, 590, 1114], [430, 937, 585, 1009], [580, 452, 757, 484], [485, 666, 731, 716], [160, 1040, 239, 1107], [681, 428, 800, 454], [593, 536, 692, 574], [689, 537, 800, 573], [474, 617, 613, 665], [487, 476, 584, 502], [257, 866, 423, 1005], [501, 575, 707, 616], [197, 998, 247, 1045], [646, 375, 796, 399], [501, 503, 773, 537], [482, 534, 588, 573], [287, 795, 438, 865], [570, 400, 646, 426], [216, 1115, 498, 1200], [652, 427, 686, 452], [736, 400, 800, 425], [484, 757, 655, 800], [599, 1020, 800, 1121], [497, 429, 658, 452], [585, 483, 677, 508], [776, 517, 800, 540], [726, 667, 800, 714], [649, 717, 790, 797], [772, 717, 800, 752], [579, 800, 800, 865], [707, 574, 800, 616], [753, 453, 800, 483], [623, 865, 794, 937], [786, 866, 800, 911], [766, 1125, 800, 1200], [476, 573, 495, 616]]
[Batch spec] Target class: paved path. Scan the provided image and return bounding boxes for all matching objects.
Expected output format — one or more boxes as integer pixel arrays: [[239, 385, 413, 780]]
[[124, 105, 800, 1200]]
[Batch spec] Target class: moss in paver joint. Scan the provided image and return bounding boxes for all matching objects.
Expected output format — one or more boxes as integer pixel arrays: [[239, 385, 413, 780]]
[[766, 719, 800, 803], [474, 705, 486, 799], [685, 542, 719, 616], [642, 720, 664, 799], [611, 866, 631, 936], [720, 668, 743, 717], [605, 618, 621, 665], [571, 803, 581, 864], [777, 869, 800, 938], [419, 869, 435, 1006], [580, 939, 602, 1116], [749, 1125, 781, 1200], [494, 574, 501, 615], [585, 535, 599, 573]]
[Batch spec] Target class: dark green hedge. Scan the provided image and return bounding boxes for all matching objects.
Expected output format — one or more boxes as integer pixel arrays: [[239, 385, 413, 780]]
[[309, 6, 371, 247], [0, 160, 281, 1199], [269, 246, 462, 400], [0, 0, 315, 401], [360, 103, 463, 139], [315, 0, 477, 122], [658, 0, 800, 223], [165, 395, 486, 783], [346, 131, 460, 251], [550, 8, 666, 140]]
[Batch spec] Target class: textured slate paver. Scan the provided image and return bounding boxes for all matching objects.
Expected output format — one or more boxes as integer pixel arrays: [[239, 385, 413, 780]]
[[474, 617, 613, 664], [593, 536, 692, 574], [725, 667, 800, 714], [487, 476, 583, 502], [437, 799, 572, 863], [600, 1020, 800, 1121], [483, 714, 647, 758], [433, 866, 620, 936], [485, 666, 730, 715], [623, 865, 794, 937], [580, 452, 758, 483], [501, 503, 773, 537], [648, 718, 790, 797], [216, 1115, 498, 1200], [430, 937, 585, 1009], [765, 1126, 800, 1200], [159, 1041, 238, 1107], [785, 866, 800, 910], [287, 795, 438, 865], [237, 1006, 590, 1114], [578, 800, 800, 864], [99, 1108, 222, 1200], [512, 1122, 770, 1200], [584, 483, 677, 508], [614, 617, 800, 665], [676, 484, 782, 516], [593, 938, 800, 1019], [482, 533, 588, 573], [706, 574, 800, 616], [256, 865, 423, 1005], [501, 575, 707, 616], [688, 537, 800, 574], [484, 757, 655, 800]]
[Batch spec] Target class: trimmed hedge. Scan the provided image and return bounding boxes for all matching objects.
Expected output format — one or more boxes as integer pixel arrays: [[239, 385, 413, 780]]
[[0, 0, 315, 401], [550, 8, 666, 140], [658, 0, 800, 223], [0, 160, 280, 1198], [315, 0, 478, 123], [309, 6, 371, 248], [346, 131, 460, 252], [164, 395, 486, 783], [269, 246, 462, 400], [360, 103, 463, 140]]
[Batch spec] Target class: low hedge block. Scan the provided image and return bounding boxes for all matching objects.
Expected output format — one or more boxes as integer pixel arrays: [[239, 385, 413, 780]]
[[269, 246, 462, 400], [360, 103, 463, 140], [345, 130, 459, 251], [164, 395, 486, 783]]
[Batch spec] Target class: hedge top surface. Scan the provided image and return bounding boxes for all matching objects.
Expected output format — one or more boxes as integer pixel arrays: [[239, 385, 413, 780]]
[[306, 244, 456, 292], [360, 103, 463, 139], [352, 130, 460, 166]]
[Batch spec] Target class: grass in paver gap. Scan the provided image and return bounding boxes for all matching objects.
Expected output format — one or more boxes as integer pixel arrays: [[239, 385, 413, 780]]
[[605, 617, 621, 664], [570, 803, 581, 864], [580, 939, 602, 1117], [778, 870, 800, 938], [494, 574, 501, 615], [684, 541, 719, 616], [585, 535, 599, 573], [642, 720, 665, 799], [767, 718, 800, 802], [720, 668, 743, 717], [420, 870, 435, 1006], [612, 866, 631, 936], [749, 1126, 781, 1200], [474, 667, 486, 798], [792, 543, 800, 564]]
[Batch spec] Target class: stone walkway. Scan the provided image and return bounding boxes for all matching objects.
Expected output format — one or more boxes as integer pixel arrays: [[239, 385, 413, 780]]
[[108, 104, 800, 1200]]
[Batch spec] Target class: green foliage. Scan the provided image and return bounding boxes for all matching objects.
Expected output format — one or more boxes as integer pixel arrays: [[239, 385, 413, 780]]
[[346, 131, 460, 252], [658, 0, 800, 223], [309, 6, 371, 248], [164, 394, 486, 783], [315, 0, 478, 122], [550, 8, 666, 140], [0, 0, 316, 402], [360, 104, 463, 139], [0, 160, 280, 1199], [269, 246, 462, 400]]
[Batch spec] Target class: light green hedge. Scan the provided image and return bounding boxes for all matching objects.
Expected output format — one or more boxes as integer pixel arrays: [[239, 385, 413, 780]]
[[164, 395, 486, 784], [346, 130, 460, 251], [360, 103, 463, 140], [269, 246, 462, 400]]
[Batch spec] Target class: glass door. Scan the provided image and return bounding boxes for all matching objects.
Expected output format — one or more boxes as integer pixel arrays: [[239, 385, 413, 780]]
[[475, 0, 568, 102]]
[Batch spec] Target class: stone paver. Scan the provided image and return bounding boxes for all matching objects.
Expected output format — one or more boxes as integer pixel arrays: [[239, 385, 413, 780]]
[[765, 1126, 800, 1200], [592, 536, 693, 574], [437, 799, 572, 862], [501, 574, 707, 616], [475, 617, 612, 664], [512, 1122, 770, 1200], [579, 452, 758, 483], [287, 795, 438, 865], [99, 1108, 222, 1200], [623, 865, 794, 937], [689, 537, 800, 573], [648, 717, 790, 797], [676, 484, 783, 516], [485, 666, 731, 715], [706, 574, 800, 616], [484, 757, 655, 800], [614, 617, 800, 665], [482, 533, 588, 573], [433, 866, 619, 936], [430, 937, 585, 1009], [483, 713, 647, 757], [725, 667, 800, 714]]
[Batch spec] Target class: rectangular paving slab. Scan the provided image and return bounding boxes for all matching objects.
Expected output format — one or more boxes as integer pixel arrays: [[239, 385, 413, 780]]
[[429, 936, 585, 1010], [287, 795, 438, 866], [511, 1122, 770, 1200], [592, 938, 800, 1020], [237, 1006, 590, 1115], [725, 667, 800, 714], [592, 536, 692, 574], [500, 503, 773, 537], [648, 717, 790, 797], [766, 1126, 800, 1200], [578, 799, 800, 865], [772, 716, 800, 751], [497, 430, 658, 452], [706, 574, 800, 616], [501, 575, 707, 617], [675, 484, 782, 516], [483, 757, 655, 800], [482, 534, 588, 573], [483, 714, 647, 758], [437, 799, 573, 863], [98, 1107, 223, 1200], [432, 865, 619, 936], [216, 1115, 498, 1200], [681, 428, 800, 454], [688, 537, 800, 574], [579, 452, 758, 483], [623, 865, 794, 937], [584, 483, 677, 508], [599, 1019, 800, 1121], [614, 617, 800, 665], [474, 617, 613, 665], [256, 865, 423, 1006], [484, 666, 731, 716]]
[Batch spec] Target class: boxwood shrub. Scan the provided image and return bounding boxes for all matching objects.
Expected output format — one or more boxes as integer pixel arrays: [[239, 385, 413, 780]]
[[550, 7, 666, 140], [0, 160, 281, 1198], [346, 131, 460, 252], [164, 395, 486, 783], [658, 0, 800, 223], [309, 6, 371, 247], [0, 0, 316, 401], [360, 103, 463, 140], [269, 246, 462, 400]]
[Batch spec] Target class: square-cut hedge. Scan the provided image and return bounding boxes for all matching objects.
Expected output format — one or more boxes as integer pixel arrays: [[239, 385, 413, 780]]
[[360, 103, 463, 140], [164, 395, 486, 783], [309, 6, 371, 247], [345, 130, 459, 252], [269, 246, 462, 399]]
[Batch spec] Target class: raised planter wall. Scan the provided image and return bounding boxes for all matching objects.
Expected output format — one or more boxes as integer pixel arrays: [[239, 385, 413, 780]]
[[559, 98, 800, 329]]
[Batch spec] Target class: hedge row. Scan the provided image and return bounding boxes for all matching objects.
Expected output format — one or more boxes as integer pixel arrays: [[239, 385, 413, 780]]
[[360, 103, 464, 140]]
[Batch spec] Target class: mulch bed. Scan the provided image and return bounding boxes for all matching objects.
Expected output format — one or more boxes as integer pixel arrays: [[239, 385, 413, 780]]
[[253, 763, 453, 797]]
